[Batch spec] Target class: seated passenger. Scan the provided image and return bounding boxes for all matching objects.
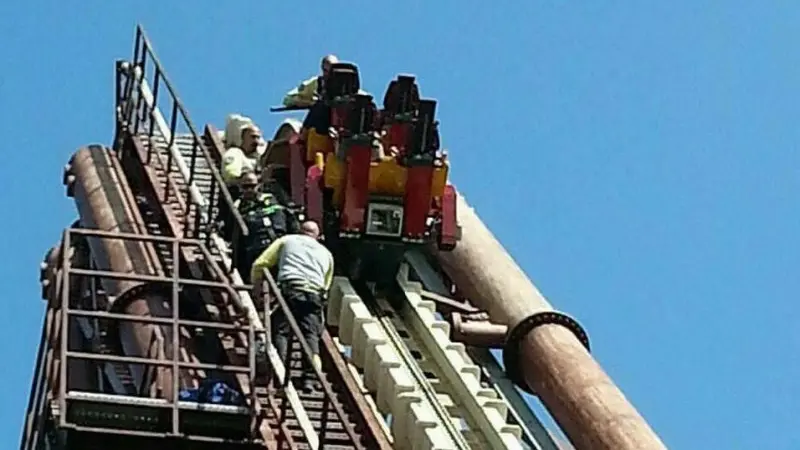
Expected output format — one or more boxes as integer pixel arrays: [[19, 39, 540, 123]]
[[282, 55, 371, 145], [326, 93, 386, 161], [282, 54, 340, 109], [234, 171, 300, 283], [282, 55, 340, 146], [382, 76, 421, 118]]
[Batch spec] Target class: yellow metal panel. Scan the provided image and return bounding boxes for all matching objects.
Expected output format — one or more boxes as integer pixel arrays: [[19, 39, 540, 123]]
[[369, 160, 407, 197], [431, 161, 449, 199], [323, 153, 345, 206], [307, 129, 332, 163], [322, 155, 449, 208]]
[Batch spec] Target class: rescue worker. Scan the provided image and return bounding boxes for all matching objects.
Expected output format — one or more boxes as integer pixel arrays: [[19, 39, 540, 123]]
[[219, 125, 265, 241], [222, 125, 265, 184], [235, 171, 299, 282], [250, 221, 334, 392]]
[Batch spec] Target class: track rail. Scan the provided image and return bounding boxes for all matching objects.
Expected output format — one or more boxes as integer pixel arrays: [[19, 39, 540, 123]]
[[404, 250, 562, 450]]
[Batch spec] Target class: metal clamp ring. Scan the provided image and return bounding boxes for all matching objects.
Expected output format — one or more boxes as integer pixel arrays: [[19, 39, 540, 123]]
[[502, 310, 590, 395]]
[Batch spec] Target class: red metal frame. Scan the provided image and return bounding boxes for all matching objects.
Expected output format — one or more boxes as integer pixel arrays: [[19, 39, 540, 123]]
[[339, 141, 372, 233], [330, 104, 349, 130], [403, 165, 435, 239], [304, 164, 324, 225], [439, 184, 458, 250], [288, 135, 307, 208], [384, 122, 411, 157], [37, 228, 260, 444]]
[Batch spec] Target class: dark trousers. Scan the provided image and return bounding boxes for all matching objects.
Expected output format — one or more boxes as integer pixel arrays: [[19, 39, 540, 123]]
[[271, 288, 324, 380]]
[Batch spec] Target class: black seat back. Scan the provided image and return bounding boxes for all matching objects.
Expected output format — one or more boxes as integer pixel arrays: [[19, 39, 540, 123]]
[[383, 75, 420, 117], [409, 99, 438, 157], [344, 94, 378, 135], [324, 62, 361, 102]]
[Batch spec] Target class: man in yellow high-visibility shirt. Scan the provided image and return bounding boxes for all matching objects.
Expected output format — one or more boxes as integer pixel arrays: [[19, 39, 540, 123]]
[[221, 125, 264, 185], [282, 54, 339, 109], [250, 221, 333, 392]]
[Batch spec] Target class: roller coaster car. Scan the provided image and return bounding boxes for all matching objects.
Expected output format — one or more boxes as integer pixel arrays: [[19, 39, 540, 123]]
[[266, 65, 459, 282]]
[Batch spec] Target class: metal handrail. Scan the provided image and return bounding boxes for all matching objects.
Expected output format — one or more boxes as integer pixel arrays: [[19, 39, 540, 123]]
[[53, 228, 259, 439], [259, 269, 366, 450], [115, 25, 248, 244]]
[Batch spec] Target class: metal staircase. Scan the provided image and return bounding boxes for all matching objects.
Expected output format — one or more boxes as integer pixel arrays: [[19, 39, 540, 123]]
[[113, 25, 389, 450]]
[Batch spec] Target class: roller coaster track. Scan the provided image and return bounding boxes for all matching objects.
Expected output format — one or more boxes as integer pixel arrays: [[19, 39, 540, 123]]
[[20, 25, 564, 450]]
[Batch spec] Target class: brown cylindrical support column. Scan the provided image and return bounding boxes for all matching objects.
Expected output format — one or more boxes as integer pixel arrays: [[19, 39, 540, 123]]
[[433, 193, 666, 450], [69, 145, 184, 399]]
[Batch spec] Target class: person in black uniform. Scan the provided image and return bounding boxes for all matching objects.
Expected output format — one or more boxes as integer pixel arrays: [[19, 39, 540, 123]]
[[234, 171, 300, 282]]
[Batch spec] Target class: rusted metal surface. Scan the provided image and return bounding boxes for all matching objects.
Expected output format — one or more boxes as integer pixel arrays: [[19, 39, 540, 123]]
[[20, 296, 59, 450], [206, 120, 391, 449], [432, 193, 666, 450], [258, 271, 368, 450], [116, 27, 248, 240], [116, 131, 275, 446], [416, 289, 508, 348], [54, 229, 260, 443], [203, 125, 225, 165], [68, 145, 186, 400]]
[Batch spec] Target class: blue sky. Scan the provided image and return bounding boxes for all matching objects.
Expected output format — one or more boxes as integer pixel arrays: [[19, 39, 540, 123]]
[[1, 1, 798, 449]]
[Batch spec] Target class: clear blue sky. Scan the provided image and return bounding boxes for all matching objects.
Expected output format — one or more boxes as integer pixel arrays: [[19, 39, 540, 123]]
[[1, 2, 797, 449]]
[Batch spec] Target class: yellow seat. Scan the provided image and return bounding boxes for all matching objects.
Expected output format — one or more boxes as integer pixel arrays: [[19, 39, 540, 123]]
[[306, 129, 333, 163], [324, 152, 449, 209]]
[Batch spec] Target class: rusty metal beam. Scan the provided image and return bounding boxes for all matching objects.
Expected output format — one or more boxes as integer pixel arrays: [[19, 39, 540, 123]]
[[432, 193, 666, 450], [68, 266, 249, 290], [122, 132, 269, 442], [65, 350, 250, 373], [67, 145, 187, 399], [450, 312, 507, 348], [68, 308, 247, 331], [260, 270, 368, 450]]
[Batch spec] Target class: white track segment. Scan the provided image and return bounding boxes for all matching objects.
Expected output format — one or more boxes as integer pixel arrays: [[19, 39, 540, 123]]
[[404, 250, 561, 450], [328, 276, 463, 450], [131, 66, 319, 448], [396, 264, 523, 449]]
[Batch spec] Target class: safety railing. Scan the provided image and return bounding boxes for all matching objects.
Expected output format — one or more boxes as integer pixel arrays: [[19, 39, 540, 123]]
[[44, 228, 260, 442], [113, 25, 248, 248], [20, 289, 58, 450], [257, 268, 367, 450]]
